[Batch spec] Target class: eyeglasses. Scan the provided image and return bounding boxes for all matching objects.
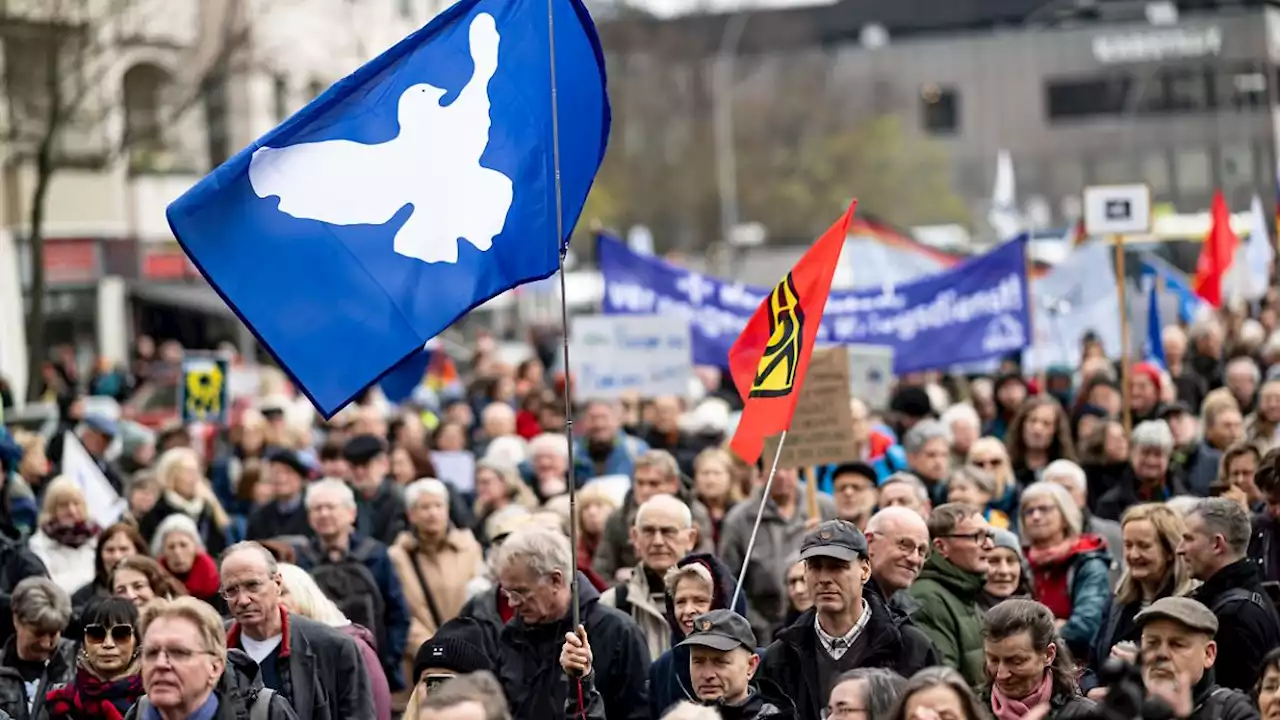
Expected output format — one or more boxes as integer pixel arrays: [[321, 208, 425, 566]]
[[141, 645, 216, 664], [219, 578, 268, 600], [943, 531, 995, 544], [502, 586, 532, 604], [822, 704, 867, 719], [84, 624, 133, 645], [970, 458, 1004, 469], [1022, 504, 1057, 518], [893, 537, 929, 558]]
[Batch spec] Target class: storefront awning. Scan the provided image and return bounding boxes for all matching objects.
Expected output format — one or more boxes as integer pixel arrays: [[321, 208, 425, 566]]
[[129, 282, 235, 317]]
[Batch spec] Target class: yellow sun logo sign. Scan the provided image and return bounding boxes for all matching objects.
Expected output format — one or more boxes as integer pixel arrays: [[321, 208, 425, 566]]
[[184, 362, 226, 422], [749, 273, 805, 398]]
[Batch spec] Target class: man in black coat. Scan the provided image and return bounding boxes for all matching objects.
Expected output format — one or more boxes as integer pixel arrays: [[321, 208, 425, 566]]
[[0, 531, 48, 648], [759, 520, 938, 720], [1181, 498, 1280, 691], [493, 526, 651, 720]]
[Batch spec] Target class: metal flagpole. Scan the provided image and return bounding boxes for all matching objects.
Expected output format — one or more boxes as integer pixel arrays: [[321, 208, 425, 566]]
[[546, 0, 580, 629], [731, 431, 789, 611]]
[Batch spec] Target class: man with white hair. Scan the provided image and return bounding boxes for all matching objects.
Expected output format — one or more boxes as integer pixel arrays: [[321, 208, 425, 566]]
[[520, 433, 570, 500], [294, 479, 410, 689], [494, 527, 650, 720], [864, 507, 929, 612], [877, 473, 931, 521], [901, 421, 950, 506], [476, 403, 517, 458], [1095, 420, 1189, 521], [601, 494, 698, 659], [939, 404, 981, 468], [1043, 459, 1123, 587]]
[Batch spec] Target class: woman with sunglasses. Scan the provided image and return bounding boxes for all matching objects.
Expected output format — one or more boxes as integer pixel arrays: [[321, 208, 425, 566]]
[[46, 597, 143, 719]]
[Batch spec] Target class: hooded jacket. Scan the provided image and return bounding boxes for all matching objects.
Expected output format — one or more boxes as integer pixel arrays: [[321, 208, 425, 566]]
[[648, 553, 750, 719], [759, 594, 938, 720], [1026, 534, 1111, 663], [907, 553, 987, 690]]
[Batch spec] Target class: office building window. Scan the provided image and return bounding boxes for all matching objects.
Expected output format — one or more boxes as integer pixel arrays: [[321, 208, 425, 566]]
[[272, 74, 288, 122], [1142, 153, 1171, 196], [920, 83, 959, 135], [1145, 66, 1214, 114], [1225, 66, 1267, 111], [1175, 148, 1212, 195], [1045, 75, 1132, 121], [1220, 144, 1254, 189]]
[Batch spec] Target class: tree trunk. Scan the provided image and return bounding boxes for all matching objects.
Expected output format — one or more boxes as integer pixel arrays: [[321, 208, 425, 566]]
[[24, 131, 56, 403]]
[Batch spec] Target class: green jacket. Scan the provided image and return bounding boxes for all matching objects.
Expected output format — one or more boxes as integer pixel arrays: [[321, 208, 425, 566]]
[[908, 553, 987, 690]]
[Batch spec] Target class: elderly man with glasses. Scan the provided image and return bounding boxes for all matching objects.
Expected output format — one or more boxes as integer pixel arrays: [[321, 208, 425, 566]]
[[908, 503, 994, 691], [0, 577, 74, 719], [220, 541, 374, 720]]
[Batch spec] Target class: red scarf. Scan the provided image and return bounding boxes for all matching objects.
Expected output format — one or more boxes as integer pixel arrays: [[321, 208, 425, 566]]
[[990, 671, 1053, 720], [162, 552, 220, 601], [45, 664, 142, 720]]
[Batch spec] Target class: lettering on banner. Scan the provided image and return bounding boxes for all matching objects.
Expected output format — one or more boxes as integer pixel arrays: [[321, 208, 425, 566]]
[[762, 346, 858, 468]]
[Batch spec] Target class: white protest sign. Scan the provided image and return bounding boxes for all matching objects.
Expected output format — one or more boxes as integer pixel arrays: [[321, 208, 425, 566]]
[[571, 315, 693, 399], [847, 344, 894, 410], [62, 431, 127, 528], [1083, 184, 1151, 236]]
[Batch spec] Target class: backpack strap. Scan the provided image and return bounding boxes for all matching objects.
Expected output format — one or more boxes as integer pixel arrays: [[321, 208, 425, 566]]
[[1209, 588, 1265, 615], [350, 536, 380, 563], [250, 688, 275, 720], [407, 552, 444, 629]]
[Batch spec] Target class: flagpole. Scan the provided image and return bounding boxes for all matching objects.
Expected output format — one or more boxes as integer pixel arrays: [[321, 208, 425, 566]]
[[1114, 233, 1132, 435], [546, 0, 580, 630], [731, 430, 789, 611]]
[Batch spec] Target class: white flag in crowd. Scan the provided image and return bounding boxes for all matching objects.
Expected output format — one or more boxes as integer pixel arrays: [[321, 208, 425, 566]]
[[1224, 193, 1274, 304], [1025, 239, 1123, 372], [62, 430, 127, 528]]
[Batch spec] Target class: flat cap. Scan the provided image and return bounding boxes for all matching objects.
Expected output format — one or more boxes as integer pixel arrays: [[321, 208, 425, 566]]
[[1135, 596, 1218, 635]]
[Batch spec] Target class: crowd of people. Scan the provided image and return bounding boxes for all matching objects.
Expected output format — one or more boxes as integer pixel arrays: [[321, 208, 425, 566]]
[[2, 306, 1280, 720]]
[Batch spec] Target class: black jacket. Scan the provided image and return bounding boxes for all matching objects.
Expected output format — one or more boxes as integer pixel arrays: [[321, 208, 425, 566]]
[[0, 536, 46, 648], [759, 595, 940, 720], [1188, 680, 1259, 720], [1094, 467, 1190, 522], [0, 638, 75, 720], [245, 499, 312, 542], [137, 495, 229, 559], [1191, 559, 1280, 692], [498, 573, 651, 720], [1248, 512, 1280, 584], [355, 479, 408, 547]]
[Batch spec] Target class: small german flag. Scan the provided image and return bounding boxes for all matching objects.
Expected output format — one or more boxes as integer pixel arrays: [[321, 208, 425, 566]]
[[727, 202, 855, 465]]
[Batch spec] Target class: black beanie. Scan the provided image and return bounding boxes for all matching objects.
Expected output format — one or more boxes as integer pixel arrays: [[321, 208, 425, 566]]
[[412, 619, 493, 682]]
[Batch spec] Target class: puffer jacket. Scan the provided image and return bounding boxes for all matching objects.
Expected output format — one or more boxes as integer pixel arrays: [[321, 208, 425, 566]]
[[0, 638, 75, 720], [907, 553, 986, 690], [1026, 534, 1111, 663], [648, 553, 750, 719]]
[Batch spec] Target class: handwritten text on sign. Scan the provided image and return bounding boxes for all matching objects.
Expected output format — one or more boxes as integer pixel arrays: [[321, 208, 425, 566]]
[[571, 315, 693, 399], [763, 346, 858, 468]]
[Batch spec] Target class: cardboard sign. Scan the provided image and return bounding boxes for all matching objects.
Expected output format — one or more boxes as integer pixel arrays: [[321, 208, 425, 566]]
[[847, 344, 895, 410], [762, 346, 858, 468]]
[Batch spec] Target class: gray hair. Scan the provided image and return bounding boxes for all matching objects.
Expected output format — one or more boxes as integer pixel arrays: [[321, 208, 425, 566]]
[[1043, 459, 1087, 495], [528, 433, 570, 460], [1189, 497, 1252, 557], [404, 478, 449, 508], [1021, 481, 1083, 536], [150, 512, 206, 557], [634, 449, 680, 481], [635, 494, 692, 530], [834, 668, 907, 719], [305, 478, 356, 510], [12, 577, 71, 633], [493, 526, 573, 580], [881, 472, 930, 503], [1131, 420, 1174, 451], [903, 420, 949, 455], [1227, 356, 1262, 383], [220, 541, 281, 576], [949, 466, 995, 496], [940, 403, 981, 432]]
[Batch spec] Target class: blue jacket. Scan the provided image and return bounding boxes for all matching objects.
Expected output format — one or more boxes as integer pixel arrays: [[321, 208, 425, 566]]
[[647, 553, 750, 719], [293, 533, 410, 690], [573, 432, 649, 481]]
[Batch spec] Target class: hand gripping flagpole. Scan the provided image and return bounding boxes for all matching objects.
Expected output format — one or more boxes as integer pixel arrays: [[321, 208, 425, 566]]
[[546, 0, 580, 631], [730, 430, 789, 611]]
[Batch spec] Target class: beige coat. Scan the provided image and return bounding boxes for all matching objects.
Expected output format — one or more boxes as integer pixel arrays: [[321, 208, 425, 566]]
[[388, 528, 485, 657], [600, 563, 672, 661]]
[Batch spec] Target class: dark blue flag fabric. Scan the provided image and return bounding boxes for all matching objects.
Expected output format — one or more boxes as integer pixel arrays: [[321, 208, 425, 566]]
[[599, 233, 1030, 373], [168, 0, 610, 417], [1145, 273, 1167, 369]]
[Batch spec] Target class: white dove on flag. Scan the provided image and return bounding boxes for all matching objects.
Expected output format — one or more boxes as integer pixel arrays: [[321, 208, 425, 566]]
[[248, 13, 513, 265]]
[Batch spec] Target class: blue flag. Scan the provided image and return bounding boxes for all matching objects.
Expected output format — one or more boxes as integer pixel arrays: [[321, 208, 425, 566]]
[[167, 0, 610, 417], [1140, 256, 1205, 324], [1146, 274, 1166, 369]]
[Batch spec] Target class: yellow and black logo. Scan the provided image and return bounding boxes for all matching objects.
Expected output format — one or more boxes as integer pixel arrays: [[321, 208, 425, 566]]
[[184, 363, 226, 422], [749, 273, 805, 398]]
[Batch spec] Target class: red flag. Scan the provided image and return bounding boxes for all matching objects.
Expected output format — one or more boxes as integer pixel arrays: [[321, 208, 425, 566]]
[[1192, 190, 1239, 308], [728, 202, 856, 465]]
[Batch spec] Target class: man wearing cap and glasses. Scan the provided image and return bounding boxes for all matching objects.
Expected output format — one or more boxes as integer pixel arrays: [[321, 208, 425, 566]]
[[1132, 596, 1256, 719], [760, 520, 937, 720], [907, 503, 992, 691]]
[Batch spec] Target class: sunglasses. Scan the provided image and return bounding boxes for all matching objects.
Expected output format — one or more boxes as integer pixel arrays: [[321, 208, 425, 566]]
[[84, 624, 134, 645]]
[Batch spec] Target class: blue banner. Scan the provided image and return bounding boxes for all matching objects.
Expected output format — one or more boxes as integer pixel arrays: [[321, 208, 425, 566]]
[[598, 234, 1030, 373]]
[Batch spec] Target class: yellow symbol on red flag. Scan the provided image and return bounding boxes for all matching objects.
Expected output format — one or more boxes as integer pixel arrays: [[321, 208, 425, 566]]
[[749, 273, 805, 398]]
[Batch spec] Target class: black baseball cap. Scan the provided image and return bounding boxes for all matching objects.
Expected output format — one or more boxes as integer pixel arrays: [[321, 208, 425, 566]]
[[800, 519, 869, 562], [343, 434, 388, 466], [1158, 402, 1193, 421], [676, 609, 756, 652]]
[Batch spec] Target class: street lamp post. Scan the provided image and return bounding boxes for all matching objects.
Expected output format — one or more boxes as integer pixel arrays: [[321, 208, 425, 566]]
[[713, 12, 751, 271]]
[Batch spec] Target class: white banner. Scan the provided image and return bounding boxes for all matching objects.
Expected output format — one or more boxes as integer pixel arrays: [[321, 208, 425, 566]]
[[62, 431, 127, 528], [571, 315, 693, 399]]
